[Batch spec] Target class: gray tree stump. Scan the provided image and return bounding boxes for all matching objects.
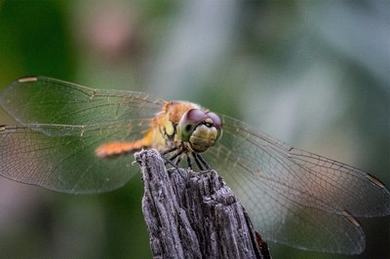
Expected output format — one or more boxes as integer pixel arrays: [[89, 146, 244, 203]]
[[135, 149, 271, 259]]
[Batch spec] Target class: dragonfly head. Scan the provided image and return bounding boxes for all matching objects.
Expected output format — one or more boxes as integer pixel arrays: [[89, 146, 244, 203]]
[[178, 108, 222, 152]]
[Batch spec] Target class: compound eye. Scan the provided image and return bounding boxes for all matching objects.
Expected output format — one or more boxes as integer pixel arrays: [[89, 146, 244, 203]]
[[206, 112, 222, 129], [184, 109, 207, 126], [179, 108, 208, 136]]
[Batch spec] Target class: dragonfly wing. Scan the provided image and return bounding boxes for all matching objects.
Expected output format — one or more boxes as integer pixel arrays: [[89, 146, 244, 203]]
[[0, 121, 150, 193], [0, 76, 164, 127], [0, 76, 163, 193], [218, 115, 390, 217], [206, 115, 390, 253], [208, 144, 365, 254]]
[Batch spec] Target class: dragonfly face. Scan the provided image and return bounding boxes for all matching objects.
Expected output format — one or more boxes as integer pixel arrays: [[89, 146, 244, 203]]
[[0, 76, 389, 255], [176, 107, 222, 152]]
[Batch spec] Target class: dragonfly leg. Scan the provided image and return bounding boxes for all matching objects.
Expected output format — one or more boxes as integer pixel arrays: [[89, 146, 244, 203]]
[[174, 155, 182, 167], [195, 153, 210, 170], [186, 154, 193, 169], [174, 155, 188, 179], [163, 156, 178, 169], [169, 149, 183, 162], [163, 148, 184, 170], [161, 146, 178, 155], [192, 152, 205, 171]]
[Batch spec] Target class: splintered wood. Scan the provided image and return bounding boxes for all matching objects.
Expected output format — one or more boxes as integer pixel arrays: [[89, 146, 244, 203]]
[[135, 149, 270, 259]]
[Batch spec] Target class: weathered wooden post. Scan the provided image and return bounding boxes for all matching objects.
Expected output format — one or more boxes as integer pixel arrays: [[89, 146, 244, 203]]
[[135, 149, 270, 259]]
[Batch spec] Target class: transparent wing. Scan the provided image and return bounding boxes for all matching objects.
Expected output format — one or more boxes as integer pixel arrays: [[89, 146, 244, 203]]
[[0, 76, 164, 128], [0, 76, 163, 193], [0, 123, 151, 193], [206, 115, 390, 254]]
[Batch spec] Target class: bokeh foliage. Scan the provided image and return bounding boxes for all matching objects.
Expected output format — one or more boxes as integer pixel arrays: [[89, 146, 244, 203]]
[[0, 1, 389, 258]]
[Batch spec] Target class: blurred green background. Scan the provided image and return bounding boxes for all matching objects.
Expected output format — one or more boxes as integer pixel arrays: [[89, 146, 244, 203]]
[[0, 0, 389, 258]]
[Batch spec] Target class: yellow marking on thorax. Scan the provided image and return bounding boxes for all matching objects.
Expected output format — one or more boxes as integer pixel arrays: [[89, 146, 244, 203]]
[[165, 121, 174, 136]]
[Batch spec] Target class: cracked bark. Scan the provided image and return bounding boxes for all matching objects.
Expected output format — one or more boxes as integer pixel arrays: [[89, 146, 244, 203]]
[[135, 149, 271, 259]]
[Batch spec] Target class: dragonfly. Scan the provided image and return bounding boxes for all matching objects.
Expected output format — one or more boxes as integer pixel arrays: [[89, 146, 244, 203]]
[[0, 76, 389, 255]]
